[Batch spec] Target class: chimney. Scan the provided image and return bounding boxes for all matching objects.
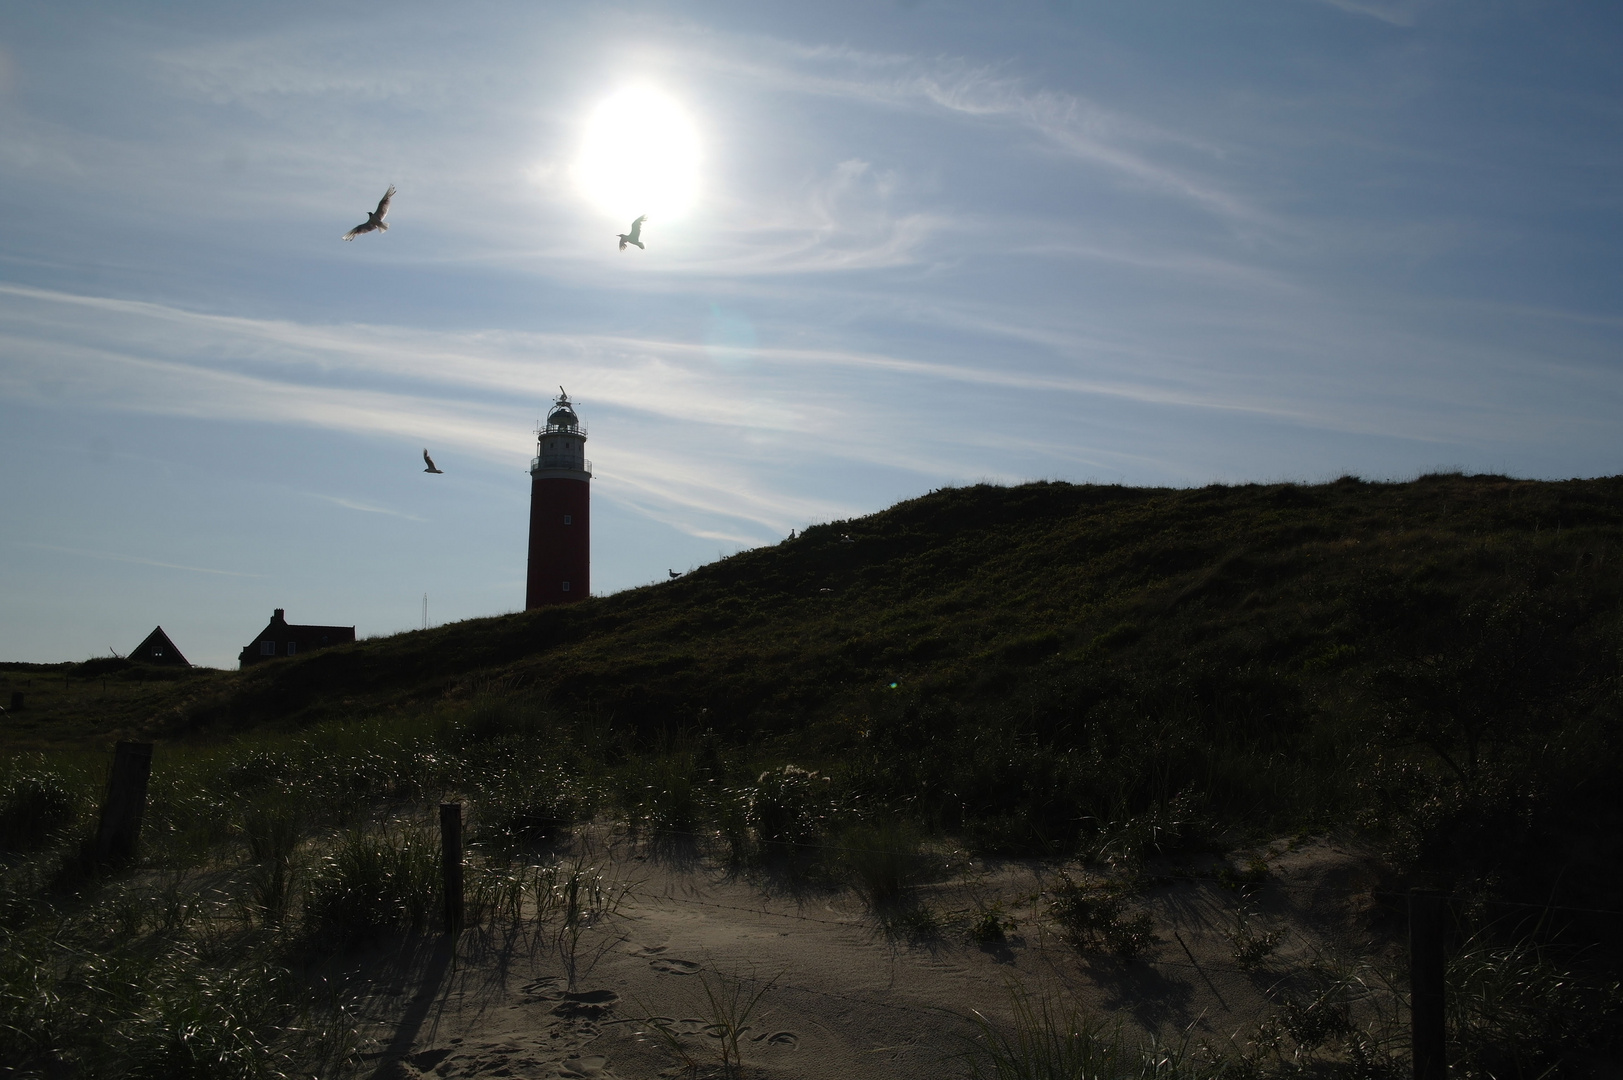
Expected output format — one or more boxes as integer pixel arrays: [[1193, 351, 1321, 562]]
[[273, 609, 285, 621]]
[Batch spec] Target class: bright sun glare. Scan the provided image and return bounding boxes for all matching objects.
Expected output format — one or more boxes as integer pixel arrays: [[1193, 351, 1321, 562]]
[[576, 86, 700, 223]]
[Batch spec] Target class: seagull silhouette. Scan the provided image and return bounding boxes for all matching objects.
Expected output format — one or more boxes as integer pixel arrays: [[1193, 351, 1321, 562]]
[[423, 449, 443, 474], [617, 215, 646, 251], [343, 185, 395, 241]]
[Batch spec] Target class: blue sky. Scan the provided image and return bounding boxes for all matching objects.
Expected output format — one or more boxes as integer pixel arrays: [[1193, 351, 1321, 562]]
[[2, 0, 1621, 668]]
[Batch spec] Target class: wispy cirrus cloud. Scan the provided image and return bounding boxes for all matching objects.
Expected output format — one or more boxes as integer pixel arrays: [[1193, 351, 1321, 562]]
[[7, 277, 1602, 484], [676, 33, 1260, 224], [304, 493, 428, 522], [154, 31, 428, 107], [1303, 0, 1421, 27], [16, 542, 263, 578]]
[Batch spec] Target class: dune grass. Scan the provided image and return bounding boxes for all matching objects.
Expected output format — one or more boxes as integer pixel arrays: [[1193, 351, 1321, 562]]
[[965, 987, 1206, 1080]]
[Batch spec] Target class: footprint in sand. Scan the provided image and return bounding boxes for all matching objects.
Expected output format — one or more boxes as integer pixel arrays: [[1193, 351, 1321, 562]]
[[551, 989, 619, 1019], [648, 958, 702, 975], [408, 1048, 453, 1070], [556, 1054, 611, 1077], [758, 1031, 798, 1046]]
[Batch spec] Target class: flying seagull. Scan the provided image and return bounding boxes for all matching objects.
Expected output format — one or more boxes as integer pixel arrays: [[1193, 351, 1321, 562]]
[[343, 185, 395, 241], [423, 449, 443, 474], [617, 215, 646, 251]]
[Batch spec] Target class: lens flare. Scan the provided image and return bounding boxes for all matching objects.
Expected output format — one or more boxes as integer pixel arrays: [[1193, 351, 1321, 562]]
[[575, 86, 700, 222]]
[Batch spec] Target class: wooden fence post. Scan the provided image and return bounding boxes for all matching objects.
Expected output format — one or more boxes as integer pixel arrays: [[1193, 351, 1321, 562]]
[[440, 803, 464, 934], [94, 741, 153, 866], [1409, 888, 1447, 1080]]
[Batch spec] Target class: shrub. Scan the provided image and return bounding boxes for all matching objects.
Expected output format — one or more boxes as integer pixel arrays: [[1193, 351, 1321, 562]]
[[744, 765, 835, 856], [1226, 903, 1282, 972], [968, 901, 1017, 944], [1048, 874, 1153, 958]]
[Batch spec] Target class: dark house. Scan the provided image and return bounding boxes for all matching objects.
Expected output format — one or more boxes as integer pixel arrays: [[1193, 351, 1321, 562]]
[[130, 626, 189, 666], [239, 609, 355, 668]]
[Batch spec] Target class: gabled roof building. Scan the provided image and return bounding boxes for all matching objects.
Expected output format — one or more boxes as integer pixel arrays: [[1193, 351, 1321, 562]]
[[130, 626, 189, 666], [239, 609, 355, 669]]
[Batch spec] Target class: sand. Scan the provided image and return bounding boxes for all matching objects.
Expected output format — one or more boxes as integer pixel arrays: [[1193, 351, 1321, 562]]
[[341, 831, 1392, 1080]]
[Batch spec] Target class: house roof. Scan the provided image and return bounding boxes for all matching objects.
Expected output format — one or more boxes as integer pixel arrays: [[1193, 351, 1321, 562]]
[[239, 609, 356, 664], [130, 625, 189, 666]]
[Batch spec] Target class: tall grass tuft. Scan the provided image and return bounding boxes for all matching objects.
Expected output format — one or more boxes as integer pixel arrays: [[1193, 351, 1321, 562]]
[[1447, 926, 1623, 1077], [120, 956, 290, 1080], [469, 767, 585, 865], [241, 805, 302, 928], [965, 986, 1203, 1080], [834, 819, 933, 911], [465, 861, 561, 928], [620, 752, 706, 839], [302, 826, 440, 945], [552, 855, 636, 985], [698, 968, 778, 1077], [0, 930, 75, 1075], [0, 928, 352, 1080], [0, 769, 79, 852]]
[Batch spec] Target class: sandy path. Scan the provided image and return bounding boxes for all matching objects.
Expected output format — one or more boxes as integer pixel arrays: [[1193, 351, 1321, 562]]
[[345, 834, 1386, 1079]]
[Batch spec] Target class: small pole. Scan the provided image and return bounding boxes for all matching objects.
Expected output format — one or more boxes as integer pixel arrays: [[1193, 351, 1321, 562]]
[[94, 741, 154, 866], [440, 802, 464, 934], [1409, 889, 1448, 1080]]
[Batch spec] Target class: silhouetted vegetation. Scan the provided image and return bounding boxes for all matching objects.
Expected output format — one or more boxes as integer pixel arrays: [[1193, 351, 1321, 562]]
[[5, 472, 1623, 1073]]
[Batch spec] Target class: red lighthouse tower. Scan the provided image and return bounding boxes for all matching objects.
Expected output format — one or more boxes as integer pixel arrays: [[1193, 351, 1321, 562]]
[[526, 388, 592, 609]]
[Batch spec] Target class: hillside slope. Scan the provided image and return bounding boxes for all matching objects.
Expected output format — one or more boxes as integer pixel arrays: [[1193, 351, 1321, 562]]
[[9, 473, 1623, 901], [164, 472, 1623, 738]]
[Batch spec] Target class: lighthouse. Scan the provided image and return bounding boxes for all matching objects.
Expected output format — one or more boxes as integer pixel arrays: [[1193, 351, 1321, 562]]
[[526, 389, 592, 609]]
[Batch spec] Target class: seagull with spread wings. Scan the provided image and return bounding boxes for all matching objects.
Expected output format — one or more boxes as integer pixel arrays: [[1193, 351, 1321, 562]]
[[617, 215, 646, 251], [343, 186, 396, 241], [422, 449, 443, 474]]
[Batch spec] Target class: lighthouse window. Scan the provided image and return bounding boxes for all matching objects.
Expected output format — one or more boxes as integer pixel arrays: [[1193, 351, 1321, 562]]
[[561, 581, 571, 592], [563, 515, 572, 525]]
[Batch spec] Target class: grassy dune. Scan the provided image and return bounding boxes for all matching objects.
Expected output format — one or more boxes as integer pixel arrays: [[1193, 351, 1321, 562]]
[[4, 472, 1623, 1075], [13, 473, 1623, 881]]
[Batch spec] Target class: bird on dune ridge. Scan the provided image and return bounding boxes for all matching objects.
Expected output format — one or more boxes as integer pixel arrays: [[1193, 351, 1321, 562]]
[[618, 215, 647, 251], [343, 185, 396, 241], [423, 449, 443, 474]]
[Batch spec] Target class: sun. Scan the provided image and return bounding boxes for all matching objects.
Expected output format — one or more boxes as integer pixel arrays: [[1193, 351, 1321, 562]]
[[575, 86, 700, 223]]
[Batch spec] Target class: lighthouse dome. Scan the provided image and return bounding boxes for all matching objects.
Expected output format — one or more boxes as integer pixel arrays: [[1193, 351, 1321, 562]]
[[547, 403, 578, 429]]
